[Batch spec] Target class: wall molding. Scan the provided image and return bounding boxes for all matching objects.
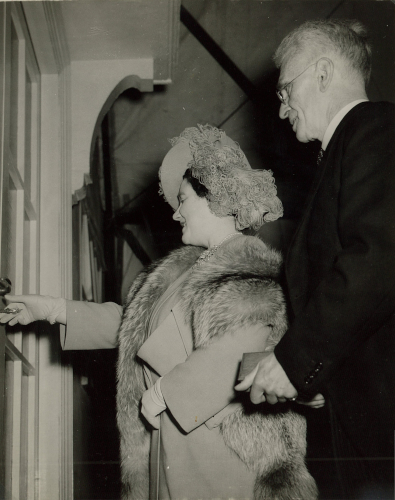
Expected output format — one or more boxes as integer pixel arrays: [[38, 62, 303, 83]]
[[23, 3, 74, 499], [155, 0, 181, 84], [70, 59, 154, 194]]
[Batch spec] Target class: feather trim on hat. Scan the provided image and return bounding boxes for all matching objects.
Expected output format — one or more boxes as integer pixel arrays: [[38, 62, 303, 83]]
[[159, 124, 283, 230]]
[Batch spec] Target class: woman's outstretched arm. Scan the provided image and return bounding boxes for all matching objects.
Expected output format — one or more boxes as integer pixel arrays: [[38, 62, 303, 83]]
[[1, 294, 122, 350]]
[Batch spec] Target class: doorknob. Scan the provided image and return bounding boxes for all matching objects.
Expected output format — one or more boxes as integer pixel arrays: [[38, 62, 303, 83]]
[[0, 278, 12, 296], [0, 278, 21, 315]]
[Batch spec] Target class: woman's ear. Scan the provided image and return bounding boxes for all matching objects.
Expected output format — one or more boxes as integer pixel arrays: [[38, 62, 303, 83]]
[[316, 57, 334, 92]]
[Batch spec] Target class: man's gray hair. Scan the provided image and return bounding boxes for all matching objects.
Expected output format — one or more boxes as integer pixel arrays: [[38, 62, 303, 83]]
[[273, 19, 372, 85]]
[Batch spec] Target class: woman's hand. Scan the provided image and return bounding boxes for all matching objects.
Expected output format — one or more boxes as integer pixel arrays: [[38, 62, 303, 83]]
[[0, 294, 66, 326], [141, 378, 167, 429]]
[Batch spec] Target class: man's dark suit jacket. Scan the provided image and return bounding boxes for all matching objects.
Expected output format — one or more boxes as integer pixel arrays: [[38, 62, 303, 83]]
[[275, 101, 395, 460]]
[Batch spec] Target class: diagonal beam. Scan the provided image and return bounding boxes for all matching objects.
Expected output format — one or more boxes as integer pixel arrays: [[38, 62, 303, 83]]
[[180, 5, 256, 100], [116, 227, 152, 267]]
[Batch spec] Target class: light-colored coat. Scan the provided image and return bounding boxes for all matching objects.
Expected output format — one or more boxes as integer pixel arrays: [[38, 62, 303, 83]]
[[117, 236, 318, 499]]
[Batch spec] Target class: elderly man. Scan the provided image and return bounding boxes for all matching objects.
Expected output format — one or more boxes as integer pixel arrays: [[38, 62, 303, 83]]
[[236, 19, 395, 497]]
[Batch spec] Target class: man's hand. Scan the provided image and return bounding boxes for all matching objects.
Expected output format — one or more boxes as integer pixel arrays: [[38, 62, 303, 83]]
[[0, 294, 66, 326], [234, 351, 298, 404], [296, 393, 325, 409]]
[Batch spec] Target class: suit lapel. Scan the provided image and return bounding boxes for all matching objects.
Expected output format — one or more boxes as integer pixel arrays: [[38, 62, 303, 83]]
[[285, 102, 370, 312], [285, 152, 330, 312], [286, 149, 330, 259]]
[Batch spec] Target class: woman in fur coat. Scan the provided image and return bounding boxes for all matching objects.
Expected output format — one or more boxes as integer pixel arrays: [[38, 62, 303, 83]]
[[117, 124, 318, 500], [2, 125, 320, 500]]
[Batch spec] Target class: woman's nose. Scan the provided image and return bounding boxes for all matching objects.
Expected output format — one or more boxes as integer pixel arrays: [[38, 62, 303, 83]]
[[279, 102, 291, 120], [173, 207, 181, 221]]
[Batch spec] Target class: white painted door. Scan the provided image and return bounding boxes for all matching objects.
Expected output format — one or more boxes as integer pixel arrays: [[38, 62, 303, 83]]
[[0, 3, 41, 499]]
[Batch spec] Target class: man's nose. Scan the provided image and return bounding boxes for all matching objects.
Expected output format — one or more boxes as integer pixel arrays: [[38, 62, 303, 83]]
[[279, 102, 291, 120]]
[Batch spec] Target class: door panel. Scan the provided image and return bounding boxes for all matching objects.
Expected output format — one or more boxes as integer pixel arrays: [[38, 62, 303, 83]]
[[0, 4, 40, 499]]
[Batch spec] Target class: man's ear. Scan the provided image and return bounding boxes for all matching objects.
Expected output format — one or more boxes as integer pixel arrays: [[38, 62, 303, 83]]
[[316, 57, 333, 92]]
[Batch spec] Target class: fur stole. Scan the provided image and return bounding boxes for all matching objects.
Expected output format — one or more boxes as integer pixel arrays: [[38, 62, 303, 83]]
[[117, 236, 318, 499]]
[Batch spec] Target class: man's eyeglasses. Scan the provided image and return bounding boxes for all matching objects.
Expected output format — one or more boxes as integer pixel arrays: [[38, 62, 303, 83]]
[[276, 61, 318, 104]]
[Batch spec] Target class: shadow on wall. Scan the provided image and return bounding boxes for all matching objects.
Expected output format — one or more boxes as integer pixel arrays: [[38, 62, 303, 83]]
[[251, 70, 321, 221], [238, 69, 321, 251]]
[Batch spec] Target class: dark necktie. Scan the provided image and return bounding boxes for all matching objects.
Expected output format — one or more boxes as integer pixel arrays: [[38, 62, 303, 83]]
[[317, 148, 324, 165]]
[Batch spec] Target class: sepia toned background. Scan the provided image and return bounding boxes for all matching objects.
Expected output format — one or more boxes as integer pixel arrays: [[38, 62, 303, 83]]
[[0, 1, 393, 498]]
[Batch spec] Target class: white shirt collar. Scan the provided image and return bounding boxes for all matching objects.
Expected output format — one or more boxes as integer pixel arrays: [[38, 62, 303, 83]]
[[321, 99, 369, 150]]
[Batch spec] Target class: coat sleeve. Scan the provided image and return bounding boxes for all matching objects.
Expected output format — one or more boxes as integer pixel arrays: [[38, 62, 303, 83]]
[[160, 323, 271, 433], [275, 104, 395, 395], [61, 300, 122, 350]]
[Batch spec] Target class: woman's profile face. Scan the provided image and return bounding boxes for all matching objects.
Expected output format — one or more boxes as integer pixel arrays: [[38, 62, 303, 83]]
[[173, 179, 215, 248]]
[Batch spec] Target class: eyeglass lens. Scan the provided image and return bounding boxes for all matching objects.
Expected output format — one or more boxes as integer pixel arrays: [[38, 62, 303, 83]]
[[277, 88, 288, 103]]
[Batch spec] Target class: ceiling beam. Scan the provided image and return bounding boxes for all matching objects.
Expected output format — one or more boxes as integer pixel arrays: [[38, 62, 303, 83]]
[[180, 5, 256, 101]]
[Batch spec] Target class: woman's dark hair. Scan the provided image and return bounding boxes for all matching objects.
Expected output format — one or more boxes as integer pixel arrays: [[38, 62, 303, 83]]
[[183, 168, 209, 199]]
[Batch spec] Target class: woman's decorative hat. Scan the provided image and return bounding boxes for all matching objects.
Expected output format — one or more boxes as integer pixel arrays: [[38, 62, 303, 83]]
[[159, 124, 283, 230]]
